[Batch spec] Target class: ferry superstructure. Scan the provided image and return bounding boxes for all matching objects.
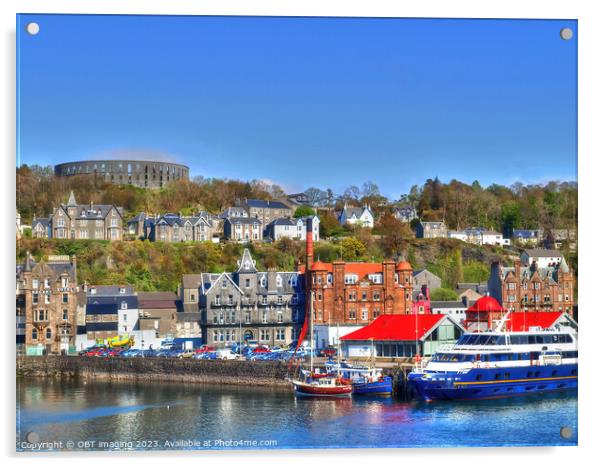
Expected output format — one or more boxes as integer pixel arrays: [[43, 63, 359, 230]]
[[408, 328, 577, 401]]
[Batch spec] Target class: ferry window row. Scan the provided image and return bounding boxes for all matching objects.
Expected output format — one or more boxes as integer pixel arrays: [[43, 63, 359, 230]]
[[508, 334, 573, 344], [432, 350, 577, 362], [456, 333, 573, 346]]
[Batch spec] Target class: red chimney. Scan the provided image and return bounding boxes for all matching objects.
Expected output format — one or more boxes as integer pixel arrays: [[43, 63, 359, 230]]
[[306, 217, 314, 270]]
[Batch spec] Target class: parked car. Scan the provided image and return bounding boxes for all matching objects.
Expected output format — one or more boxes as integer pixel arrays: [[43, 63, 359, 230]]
[[319, 346, 337, 358], [216, 348, 239, 360], [195, 345, 216, 354], [252, 346, 270, 354], [177, 349, 196, 359]]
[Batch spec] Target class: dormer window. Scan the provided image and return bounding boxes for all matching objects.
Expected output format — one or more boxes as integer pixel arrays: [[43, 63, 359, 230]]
[[276, 276, 283, 287], [119, 287, 126, 294], [90, 287, 96, 295], [222, 279, 227, 289], [121, 301, 128, 310]]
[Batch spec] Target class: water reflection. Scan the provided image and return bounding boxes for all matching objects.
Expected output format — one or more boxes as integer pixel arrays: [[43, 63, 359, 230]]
[[17, 379, 578, 450]]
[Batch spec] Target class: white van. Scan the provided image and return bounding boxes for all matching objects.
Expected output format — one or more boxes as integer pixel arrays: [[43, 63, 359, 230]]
[[216, 348, 239, 360]]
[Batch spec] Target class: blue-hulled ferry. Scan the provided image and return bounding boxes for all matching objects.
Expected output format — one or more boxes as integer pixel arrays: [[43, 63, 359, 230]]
[[408, 327, 577, 401]]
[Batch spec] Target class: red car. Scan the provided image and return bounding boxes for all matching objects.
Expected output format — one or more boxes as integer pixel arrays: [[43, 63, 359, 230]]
[[195, 345, 216, 354], [105, 348, 123, 357], [252, 346, 270, 354], [84, 347, 107, 357]]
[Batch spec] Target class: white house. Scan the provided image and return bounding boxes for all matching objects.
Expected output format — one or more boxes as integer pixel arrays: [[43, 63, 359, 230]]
[[448, 230, 469, 242], [480, 230, 508, 246], [265, 216, 320, 242], [430, 300, 469, 325], [313, 324, 363, 351], [520, 249, 565, 269], [338, 203, 374, 228]]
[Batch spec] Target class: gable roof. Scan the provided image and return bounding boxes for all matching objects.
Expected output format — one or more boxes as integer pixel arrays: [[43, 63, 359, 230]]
[[505, 312, 563, 331], [237, 249, 258, 273], [340, 314, 451, 341]]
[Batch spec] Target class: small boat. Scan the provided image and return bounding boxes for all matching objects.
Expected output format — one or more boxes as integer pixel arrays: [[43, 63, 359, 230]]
[[289, 292, 353, 397], [292, 369, 353, 397], [326, 363, 393, 396]]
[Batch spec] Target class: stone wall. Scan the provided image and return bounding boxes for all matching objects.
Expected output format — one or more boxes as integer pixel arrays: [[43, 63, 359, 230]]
[[16, 356, 291, 387]]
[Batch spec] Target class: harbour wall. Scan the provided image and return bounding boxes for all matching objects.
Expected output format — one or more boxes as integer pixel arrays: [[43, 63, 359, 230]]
[[16, 356, 292, 387]]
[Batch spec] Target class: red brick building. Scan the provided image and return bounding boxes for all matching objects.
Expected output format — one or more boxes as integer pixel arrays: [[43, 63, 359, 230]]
[[488, 259, 574, 316], [298, 219, 413, 326]]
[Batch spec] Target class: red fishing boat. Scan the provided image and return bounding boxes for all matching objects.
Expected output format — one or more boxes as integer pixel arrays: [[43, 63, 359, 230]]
[[292, 370, 353, 397]]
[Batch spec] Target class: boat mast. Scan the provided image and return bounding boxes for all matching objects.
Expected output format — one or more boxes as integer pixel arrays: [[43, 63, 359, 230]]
[[310, 290, 314, 373]]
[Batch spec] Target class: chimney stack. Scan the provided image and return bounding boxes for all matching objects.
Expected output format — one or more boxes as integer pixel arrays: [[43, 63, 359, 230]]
[[305, 217, 314, 270]]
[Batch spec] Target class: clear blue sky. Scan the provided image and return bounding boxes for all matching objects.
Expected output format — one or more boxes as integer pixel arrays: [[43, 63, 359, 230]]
[[17, 15, 577, 198]]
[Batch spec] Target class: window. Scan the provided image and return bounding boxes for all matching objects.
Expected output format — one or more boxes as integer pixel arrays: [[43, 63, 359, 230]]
[[61, 277, 69, 287], [245, 279, 251, 288], [190, 293, 196, 303], [276, 328, 285, 341], [260, 329, 270, 341], [361, 309, 368, 320], [62, 309, 68, 320], [32, 329, 37, 340], [32, 279, 39, 289], [373, 291, 381, 301], [349, 308, 356, 319], [277, 296, 283, 305], [62, 293, 68, 304], [245, 311, 251, 324], [262, 311, 268, 324], [277, 311, 283, 323], [44, 294, 50, 305], [215, 296, 221, 306], [222, 279, 227, 289], [121, 301, 128, 310], [32, 293, 38, 305], [46, 328, 52, 340], [276, 276, 283, 287], [44, 279, 50, 288]]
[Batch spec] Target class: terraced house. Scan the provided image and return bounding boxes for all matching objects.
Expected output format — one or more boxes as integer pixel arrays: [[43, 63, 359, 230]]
[[32, 191, 124, 241], [239, 198, 293, 225], [488, 258, 575, 316], [16, 253, 80, 355], [129, 212, 222, 242], [195, 249, 304, 347]]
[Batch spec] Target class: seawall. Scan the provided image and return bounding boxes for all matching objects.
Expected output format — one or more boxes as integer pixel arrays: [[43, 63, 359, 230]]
[[16, 356, 291, 387]]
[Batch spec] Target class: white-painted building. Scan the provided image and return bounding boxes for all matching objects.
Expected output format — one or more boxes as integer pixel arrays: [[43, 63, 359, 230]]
[[338, 203, 374, 228], [265, 216, 320, 242], [313, 325, 363, 350], [430, 300, 469, 325], [448, 230, 469, 242], [520, 249, 565, 269]]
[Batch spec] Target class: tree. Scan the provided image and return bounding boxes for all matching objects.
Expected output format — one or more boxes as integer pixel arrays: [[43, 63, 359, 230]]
[[319, 212, 345, 238], [376, 213, 413, 258], [430, 288, 458, 301], [340, 237, 366, 261], [294, 205, 316, 218], [303, 187, 328, 207]]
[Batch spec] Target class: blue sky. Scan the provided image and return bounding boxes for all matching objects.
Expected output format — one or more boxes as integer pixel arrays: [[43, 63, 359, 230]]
[[17, 15, 577, 198]]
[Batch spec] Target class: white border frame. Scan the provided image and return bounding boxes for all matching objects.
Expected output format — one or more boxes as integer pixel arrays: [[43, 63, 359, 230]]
[[2, 1, 600, 465]]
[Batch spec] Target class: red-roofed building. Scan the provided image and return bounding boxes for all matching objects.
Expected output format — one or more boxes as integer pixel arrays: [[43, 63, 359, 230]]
[[340, 314, 464, 358], [464, 295, 505, 332], [299, 258, 414, 328], [503, 311, 577, 332]]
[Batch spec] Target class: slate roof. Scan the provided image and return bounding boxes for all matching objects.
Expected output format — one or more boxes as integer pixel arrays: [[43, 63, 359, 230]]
[[267, 218, 298, 227], [32, 218, 50, 228], [87, 285, 135, 296], [430, 300, 467, 309], [226, 217, 262, 225], [513, 229, 540, 238], [245, 199, 290, 210]]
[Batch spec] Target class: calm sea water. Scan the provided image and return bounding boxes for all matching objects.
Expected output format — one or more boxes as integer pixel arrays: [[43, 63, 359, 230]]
[[16, 378, 577, 451]]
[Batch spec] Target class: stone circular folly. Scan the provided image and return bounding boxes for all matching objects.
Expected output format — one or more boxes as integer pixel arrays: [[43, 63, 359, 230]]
[[54, 159, 189, 189]]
